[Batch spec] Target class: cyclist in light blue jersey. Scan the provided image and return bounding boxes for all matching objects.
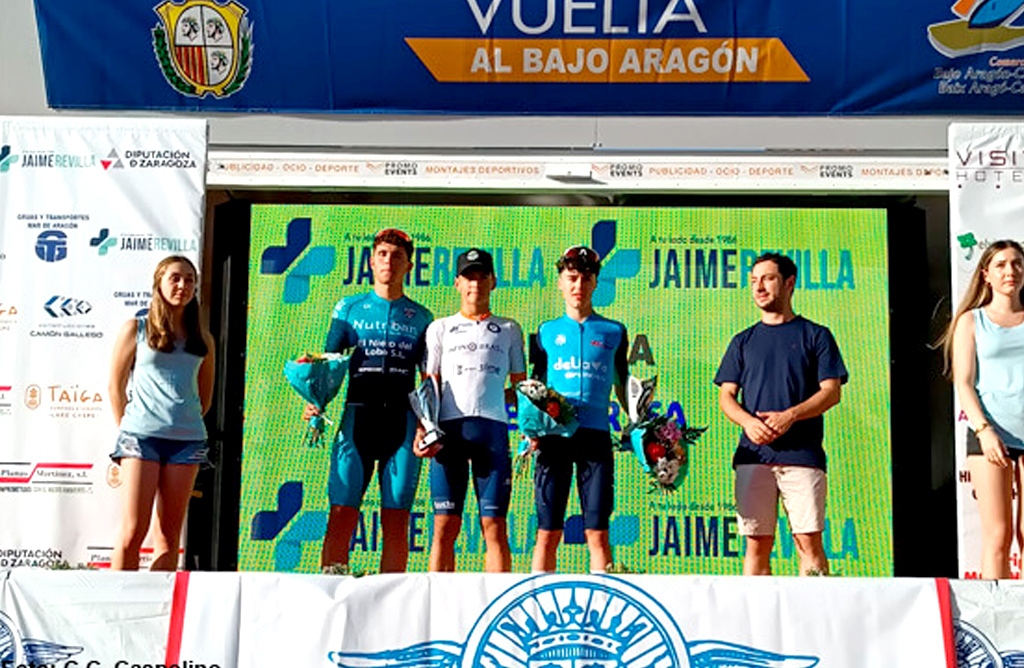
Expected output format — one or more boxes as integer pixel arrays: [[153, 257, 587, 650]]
[[303, 228, 432, 573], [528, 245, 628, 573]]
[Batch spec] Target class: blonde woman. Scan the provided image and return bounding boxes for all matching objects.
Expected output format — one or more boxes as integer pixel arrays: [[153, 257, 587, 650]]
[[108, 256, 215, 570], [945, 240, 1024, 579]]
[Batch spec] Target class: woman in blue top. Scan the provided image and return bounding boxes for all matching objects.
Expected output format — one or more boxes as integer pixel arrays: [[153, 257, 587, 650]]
[[108, 256, 215, 570], [945, 240, 1024, 579]]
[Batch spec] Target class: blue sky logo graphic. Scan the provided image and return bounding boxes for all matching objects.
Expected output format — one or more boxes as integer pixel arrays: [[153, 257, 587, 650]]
[[328, 576, 820, 668], [0, 146, 18, 173], [0, 610, 83, 667], [35, 231, 68, 262], [261, 217, 336, 304], [90, 228, 117, 255], [591, 219, 641, 307]]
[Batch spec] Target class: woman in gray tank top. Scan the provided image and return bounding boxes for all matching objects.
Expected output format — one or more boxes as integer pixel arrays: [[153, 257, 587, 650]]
[[107, 256, 215, 570], [943, 240, 1024, 579]]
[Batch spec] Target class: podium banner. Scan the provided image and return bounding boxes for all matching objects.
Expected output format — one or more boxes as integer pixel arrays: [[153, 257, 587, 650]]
[[0, 116, 206, 568], [949, 123, 1024, 579]]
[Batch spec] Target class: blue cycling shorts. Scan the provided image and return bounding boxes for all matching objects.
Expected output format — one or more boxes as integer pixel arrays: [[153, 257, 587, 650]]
[[534, 428, 614, 531], [430, 417, 511, 518], [327, 403, 421, 510]]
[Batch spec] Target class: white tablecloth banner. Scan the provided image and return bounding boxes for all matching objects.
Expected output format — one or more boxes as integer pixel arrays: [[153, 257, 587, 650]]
[[0, 116, 206, 568], [949, 123, 1024, 579]]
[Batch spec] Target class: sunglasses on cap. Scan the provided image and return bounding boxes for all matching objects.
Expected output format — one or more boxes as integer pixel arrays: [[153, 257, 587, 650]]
[[561, 245, 601, 263]]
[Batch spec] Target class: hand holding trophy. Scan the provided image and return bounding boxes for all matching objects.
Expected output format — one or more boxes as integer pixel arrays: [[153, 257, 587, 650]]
[[409, 376, 445, 456]]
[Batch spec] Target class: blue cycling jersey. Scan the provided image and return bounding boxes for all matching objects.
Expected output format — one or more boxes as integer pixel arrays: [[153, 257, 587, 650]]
[[325, 291, 432, 406], [531, 313, 628, 431]]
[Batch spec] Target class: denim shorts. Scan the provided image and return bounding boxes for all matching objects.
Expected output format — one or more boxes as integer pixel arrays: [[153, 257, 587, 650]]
[[110, 431, 209, 466]]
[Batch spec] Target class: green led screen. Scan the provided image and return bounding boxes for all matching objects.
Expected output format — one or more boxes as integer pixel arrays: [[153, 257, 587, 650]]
[[240, 204, 892, 575]]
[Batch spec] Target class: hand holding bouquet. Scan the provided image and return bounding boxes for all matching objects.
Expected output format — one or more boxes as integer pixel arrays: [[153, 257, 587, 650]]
[[284, 351, 350, 447], [513, 379, 578, 475], [621, 375, 705, 492]]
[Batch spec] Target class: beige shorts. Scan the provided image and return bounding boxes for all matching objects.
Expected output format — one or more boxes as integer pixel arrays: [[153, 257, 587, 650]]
[[735, 464, 827, 536]]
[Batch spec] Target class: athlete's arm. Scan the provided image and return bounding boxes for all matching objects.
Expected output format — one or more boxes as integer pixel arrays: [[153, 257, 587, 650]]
[[108, 319, 138, 427], [414, 320, 444, 458], [719, 382, 777, 445], [613, 325, 629, 409]]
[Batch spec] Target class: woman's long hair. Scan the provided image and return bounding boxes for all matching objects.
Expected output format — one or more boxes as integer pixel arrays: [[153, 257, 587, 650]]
[[940, 239, 1024, 374], [146, 255, 208, 357]]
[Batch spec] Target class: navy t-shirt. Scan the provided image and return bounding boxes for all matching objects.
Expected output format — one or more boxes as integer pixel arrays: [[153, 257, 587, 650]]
[[713, 316, 848, 471]]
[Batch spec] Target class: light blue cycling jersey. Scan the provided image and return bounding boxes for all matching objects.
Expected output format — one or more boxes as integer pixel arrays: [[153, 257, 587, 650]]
[[531, 313, 628, 431], [325, 291, 432, 406]]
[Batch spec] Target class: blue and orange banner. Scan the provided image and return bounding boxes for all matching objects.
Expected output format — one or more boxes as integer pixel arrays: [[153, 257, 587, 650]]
[[32, 0, 1024, 113]]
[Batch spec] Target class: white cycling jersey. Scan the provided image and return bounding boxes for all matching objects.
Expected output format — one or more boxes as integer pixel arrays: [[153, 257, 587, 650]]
[[424, 312, 526, 423]]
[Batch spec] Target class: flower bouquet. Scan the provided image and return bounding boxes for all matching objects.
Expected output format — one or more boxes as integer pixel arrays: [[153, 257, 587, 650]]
[[513, 379, 578, 474], [621, 375, 705, 492], [283, 351, 350, 447]]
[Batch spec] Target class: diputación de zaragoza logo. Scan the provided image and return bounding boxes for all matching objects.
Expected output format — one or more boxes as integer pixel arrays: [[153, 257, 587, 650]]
[[152, 0, 253, 98]]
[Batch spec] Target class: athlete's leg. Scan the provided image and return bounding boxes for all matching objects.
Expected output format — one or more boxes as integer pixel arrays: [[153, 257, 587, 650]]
[[577, 430, 614, 573], [112, 457, 161, 570], [150, 462, 200, 571], [429, 422, 470, 572], [322, 505, 361, 569], [324, 405, 374, 569], [532, 434, 573, 573], [379, 410, 423, 573], [469, 418, 512, 573]]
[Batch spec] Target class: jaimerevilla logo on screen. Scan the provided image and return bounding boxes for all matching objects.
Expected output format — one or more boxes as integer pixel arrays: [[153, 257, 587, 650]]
[[405, 0, 808, 83]]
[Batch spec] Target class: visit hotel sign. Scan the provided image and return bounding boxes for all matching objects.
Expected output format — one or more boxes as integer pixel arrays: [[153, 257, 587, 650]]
[[30, 0, 1024, 113]]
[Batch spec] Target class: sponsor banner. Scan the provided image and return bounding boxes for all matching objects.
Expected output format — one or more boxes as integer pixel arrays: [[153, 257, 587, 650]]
[[950, 578, 1024, 664], [32, 0, 1024, 114], [177, 573, 952, 668], [241, 204, 892, 575], [0, 116, 206, 564], [949, 123, 1024, 579], [207, 152, 949, 192]]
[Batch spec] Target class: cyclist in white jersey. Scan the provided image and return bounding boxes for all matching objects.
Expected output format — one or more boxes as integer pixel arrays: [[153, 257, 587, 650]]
[[418, 248, 526, 572]]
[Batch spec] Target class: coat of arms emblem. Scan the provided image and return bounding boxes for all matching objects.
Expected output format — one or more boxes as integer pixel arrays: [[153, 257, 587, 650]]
[[151, 0, 253, 98]]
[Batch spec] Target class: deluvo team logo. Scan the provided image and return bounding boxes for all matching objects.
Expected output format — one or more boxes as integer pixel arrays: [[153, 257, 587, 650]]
[[0, 610, 82, 667], [929, 0, 1024, 56], [152, 0, 253, 98], [329, 576, 819, 668]]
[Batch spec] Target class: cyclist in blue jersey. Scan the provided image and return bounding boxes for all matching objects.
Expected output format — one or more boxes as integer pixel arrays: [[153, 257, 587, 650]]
[[528, 245, 628, 573], [303, 228, 432, 573], [418, 249, 527, 573]]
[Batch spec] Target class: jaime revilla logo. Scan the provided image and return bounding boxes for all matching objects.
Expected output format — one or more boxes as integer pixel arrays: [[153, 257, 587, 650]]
[[405, 0, 808, 83]]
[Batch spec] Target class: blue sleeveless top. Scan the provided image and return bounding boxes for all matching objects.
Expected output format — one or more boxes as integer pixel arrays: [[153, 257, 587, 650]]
[[974, 308, 1024, 449], [120, 318, 206, 441]]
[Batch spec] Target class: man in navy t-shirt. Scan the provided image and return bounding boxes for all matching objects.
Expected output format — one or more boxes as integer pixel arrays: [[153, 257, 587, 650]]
[[714, 252, 848, 576]]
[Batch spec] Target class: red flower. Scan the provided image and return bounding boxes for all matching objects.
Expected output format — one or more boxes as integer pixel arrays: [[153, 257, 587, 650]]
[[545, 400, 561, 419], [645, 443, 666, 461]]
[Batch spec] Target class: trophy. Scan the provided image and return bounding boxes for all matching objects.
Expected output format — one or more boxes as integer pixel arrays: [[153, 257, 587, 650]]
[[409, 376, 444, 452], [625, 375, 658, 431]]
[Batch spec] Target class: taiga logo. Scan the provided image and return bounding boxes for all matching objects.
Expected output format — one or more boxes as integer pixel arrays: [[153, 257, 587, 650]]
[[35, 231, 68, 262], [152, 0, 253, 98]]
